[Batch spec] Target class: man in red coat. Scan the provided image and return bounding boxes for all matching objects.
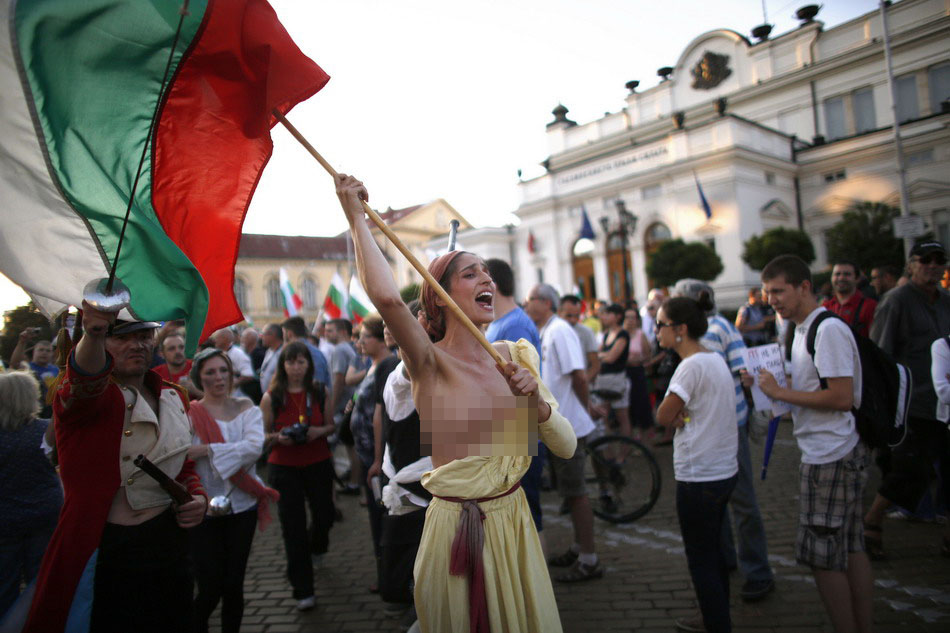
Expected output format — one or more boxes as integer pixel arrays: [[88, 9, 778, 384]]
[[24, 303, 207, 633]]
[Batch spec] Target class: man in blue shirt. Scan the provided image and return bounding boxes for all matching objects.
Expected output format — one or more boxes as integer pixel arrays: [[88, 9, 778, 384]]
[[281, 316, 331, 387], [484, 259, 546, 551]]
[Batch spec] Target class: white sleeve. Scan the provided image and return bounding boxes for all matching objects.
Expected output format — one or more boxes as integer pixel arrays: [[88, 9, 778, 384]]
[[813, 320, 857, 379], [207, 407, 265, 480], [553, 327, 586, 375], [229, 347, 254, 378], [667, 358, 699, 408], [932, 338, 950, 406]]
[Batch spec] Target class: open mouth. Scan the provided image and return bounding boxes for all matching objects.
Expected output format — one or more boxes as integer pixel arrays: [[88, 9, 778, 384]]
[[475, 291, 493, 310]]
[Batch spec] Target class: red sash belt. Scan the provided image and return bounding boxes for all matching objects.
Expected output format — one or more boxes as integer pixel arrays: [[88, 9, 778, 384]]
[[433, 482, 522, 633]]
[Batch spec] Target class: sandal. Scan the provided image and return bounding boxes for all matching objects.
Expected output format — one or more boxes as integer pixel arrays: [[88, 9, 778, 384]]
[[863, 522, 886, 560]]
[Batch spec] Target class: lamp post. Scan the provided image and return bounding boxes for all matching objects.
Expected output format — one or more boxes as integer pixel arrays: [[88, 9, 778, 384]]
[[600, 200, 638, 303]]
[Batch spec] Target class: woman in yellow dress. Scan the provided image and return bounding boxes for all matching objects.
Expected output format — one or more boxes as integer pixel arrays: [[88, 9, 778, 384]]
[[335, 174, 576, 633]]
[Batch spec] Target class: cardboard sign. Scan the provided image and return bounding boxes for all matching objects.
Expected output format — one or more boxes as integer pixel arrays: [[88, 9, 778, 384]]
[[742, 343, 792, 418]]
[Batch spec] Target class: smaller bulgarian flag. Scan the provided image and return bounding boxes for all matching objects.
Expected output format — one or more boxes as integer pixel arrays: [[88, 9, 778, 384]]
[[323, 272, 348, 319], [278, 268, 302, 317], [348, 276, 375, 325]]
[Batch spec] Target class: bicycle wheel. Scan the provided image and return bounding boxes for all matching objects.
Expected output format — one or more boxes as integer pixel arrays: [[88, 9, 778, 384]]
[[585, 434, 661, 523]]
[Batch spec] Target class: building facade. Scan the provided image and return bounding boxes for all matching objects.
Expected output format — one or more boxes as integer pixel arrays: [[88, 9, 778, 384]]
[[235, 199, 471, 326], [448, 0, 950, 309]]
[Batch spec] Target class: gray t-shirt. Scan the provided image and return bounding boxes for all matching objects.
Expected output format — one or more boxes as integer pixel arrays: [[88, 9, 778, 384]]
[[571, 322, 599, 362], [330, 342, 358, 416]]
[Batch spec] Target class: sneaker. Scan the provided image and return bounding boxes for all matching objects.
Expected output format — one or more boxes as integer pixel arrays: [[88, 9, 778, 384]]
[[295, 595, 316, 611], [554, 559, 604, 583], [740, 577, 775, 602], [384, 602, 411, 618], [547, 548, 578, 567], [674, 612, 706, 632]]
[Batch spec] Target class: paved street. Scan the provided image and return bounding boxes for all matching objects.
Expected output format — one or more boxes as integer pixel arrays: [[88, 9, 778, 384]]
[[219, 421, 950, 632]]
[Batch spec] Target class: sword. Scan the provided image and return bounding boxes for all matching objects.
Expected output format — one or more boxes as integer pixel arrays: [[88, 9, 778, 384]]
[[447, 219, 460, 252]]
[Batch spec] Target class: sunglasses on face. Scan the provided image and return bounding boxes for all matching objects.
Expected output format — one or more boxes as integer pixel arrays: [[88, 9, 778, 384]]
[[655, 321, 678, 330], [915, 254, 947, 266]]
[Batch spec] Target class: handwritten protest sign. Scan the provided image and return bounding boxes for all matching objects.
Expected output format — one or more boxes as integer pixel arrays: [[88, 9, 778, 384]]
[[742, 343, 792, 418]]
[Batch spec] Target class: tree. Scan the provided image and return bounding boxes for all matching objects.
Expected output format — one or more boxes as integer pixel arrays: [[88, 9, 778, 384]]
[[742, 227, 815, 271], [1, 302, 54, 367], [399, 283, 421, 304], [646, 239, 723, 288], [825, 202, 905, 273]]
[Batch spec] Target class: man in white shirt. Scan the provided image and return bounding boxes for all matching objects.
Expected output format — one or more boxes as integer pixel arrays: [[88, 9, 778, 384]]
[[525, 283, 602, 583], [758, 255, 872, 633], [212, 328, 255, 399]]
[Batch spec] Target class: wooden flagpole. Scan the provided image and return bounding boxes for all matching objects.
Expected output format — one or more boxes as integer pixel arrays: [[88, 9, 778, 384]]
[[273, 110, 505, 367]]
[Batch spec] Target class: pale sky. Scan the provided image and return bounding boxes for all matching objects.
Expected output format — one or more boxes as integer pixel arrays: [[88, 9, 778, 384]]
[[1, 0, 877, 315]]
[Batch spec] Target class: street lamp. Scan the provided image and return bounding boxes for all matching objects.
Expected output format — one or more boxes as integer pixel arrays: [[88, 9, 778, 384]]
[[599, 200, 638, 303]]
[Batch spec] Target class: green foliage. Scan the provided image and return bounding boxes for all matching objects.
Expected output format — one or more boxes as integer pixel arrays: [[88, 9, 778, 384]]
[[824, 202, 905, 273], [646, 239, 724, 288], [399, 283, 421, 304], [742, 227, 815, 271], [1, 302, 54, 367]]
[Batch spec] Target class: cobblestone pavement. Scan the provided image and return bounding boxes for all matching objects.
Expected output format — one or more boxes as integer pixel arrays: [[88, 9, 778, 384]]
[[217, 422, 950, 632]]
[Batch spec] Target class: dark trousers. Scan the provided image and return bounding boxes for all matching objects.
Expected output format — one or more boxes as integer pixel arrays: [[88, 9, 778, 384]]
[[878, 416, 950, 512], [190, 507, 258, 633], [360, 459, 385, 585], [90, 508, 193, 633], [380, 507, 427, 604], [269, 460, 335, 598], [676, 475, 738, 633]]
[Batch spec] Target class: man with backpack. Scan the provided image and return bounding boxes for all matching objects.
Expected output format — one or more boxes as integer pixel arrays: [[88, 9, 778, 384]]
[[863, 240, 950, 558], [823, 261, 877, 338], [758, 255, 873, 633]]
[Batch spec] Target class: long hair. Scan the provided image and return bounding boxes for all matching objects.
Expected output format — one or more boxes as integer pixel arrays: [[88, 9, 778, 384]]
[[420, 250, 469, 342], [0, 371, 41, 430], [269, 341, 319, 413]]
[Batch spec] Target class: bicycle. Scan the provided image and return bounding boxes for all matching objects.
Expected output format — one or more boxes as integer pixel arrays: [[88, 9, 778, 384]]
[[582, 388, 662, 523]]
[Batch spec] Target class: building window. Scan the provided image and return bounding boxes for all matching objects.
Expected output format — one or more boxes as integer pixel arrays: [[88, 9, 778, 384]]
[[764, 171, 776, 185], [642, 184, 661, 200], [233, 277, 248, 313], [928, 62, 950, 113], [934, 209, 950, 248], [824, 96, 846, 140], [852, 87, 875, 134], [266, 277, 282, 312], [300, 276, 318, 310], [823, 170, 846, 183], [895, 74, 919, 122]]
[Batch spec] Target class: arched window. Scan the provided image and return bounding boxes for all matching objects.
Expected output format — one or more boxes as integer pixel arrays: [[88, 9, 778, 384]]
[[644, 222, 672, 250], [266, 277, 282, 312], [572, 238, 595, 257], [300, 276, 318, 310], [233, 277, 248, 313]]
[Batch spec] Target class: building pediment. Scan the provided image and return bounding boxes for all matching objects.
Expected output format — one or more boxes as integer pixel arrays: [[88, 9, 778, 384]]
[[884, 179, 950, 204], [760, 199, 793, 220]]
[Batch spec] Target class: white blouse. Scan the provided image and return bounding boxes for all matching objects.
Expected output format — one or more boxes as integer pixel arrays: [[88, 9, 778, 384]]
[[191, 406, 267, 515]]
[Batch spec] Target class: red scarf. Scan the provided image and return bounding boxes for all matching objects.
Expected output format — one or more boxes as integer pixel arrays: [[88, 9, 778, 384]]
[[189, 401, 279, 531]]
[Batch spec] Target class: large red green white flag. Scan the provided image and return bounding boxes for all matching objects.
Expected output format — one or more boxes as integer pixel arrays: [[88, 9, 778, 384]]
[[0, 0, 329, 352], [323, 272, 349, 319]]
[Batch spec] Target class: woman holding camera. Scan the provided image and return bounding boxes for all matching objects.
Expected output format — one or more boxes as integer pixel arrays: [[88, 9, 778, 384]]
[[261, 341, 335, 612], [186, 348, 277, 633]]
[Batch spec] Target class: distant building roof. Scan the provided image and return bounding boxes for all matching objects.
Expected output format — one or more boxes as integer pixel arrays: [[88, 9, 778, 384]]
[[376, 204, 424, 225], [238, 234, 350, 260]]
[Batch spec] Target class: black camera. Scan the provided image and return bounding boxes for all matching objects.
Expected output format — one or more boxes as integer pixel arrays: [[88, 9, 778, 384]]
[[280, 423, 310, 445]]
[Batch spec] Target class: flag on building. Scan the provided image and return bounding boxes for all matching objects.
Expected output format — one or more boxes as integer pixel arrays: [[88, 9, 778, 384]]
[[323, 272, 349, 319], [527, 230, 537, 254], [694, 172, 713, 220], [580, 207, 596, 239], [348, 276, 375, 325], [0, 0, 329, 353], [278, 268, 302, 317]]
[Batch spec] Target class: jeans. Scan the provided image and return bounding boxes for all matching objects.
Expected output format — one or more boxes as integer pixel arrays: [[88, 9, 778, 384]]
[[0, 520, 56, 619], [720, 424, 773, 583], [190, 507, 258, 633], [269, 460, 335, 598], [676, 475, 738, 633]]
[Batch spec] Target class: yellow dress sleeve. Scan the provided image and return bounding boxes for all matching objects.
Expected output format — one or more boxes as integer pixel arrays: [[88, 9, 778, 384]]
[[506, 339, 577, 459]]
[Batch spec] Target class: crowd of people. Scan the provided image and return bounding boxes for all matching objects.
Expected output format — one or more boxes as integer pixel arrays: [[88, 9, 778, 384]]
[[1, 172, 948, 633]]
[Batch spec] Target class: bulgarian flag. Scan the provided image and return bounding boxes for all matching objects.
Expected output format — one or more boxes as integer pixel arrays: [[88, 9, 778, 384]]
[[279, 267, 302, 317], [349, 275, 375, 325], [0, 0, 329, 353], [323, 272, 348, 319]]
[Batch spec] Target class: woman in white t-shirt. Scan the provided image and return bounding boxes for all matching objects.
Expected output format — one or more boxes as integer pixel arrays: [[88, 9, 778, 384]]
[[656, 297, 739, 633]]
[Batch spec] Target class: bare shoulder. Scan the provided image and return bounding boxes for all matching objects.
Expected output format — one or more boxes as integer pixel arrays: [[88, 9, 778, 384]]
[[236, 397, 254, 412]]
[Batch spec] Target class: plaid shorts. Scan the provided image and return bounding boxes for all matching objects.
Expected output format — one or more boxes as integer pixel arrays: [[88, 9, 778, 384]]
[[796, 442, 870, 571]]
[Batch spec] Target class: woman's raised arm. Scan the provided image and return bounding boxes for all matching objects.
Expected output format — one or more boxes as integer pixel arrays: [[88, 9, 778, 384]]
[[335, 174, 436, 377]]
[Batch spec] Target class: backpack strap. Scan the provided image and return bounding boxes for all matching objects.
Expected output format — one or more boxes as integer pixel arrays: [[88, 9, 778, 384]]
[[805, 311, 843, 389]]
